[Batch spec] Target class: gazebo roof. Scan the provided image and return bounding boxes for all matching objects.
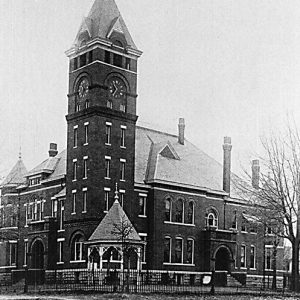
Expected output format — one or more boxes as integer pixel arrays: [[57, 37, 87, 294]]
[[87, 199, 142, 245]]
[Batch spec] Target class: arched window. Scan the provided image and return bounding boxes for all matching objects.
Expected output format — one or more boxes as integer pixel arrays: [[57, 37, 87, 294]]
[[114, 40, 124, 48], [186, 201, 194, 224], [174, 198, 184, 223], [164, 198, 171, 222], [71, 234, 84, 261], [205, 208, 218, 228], [163, 236, 171, 263], [102, 247, 121, 262]]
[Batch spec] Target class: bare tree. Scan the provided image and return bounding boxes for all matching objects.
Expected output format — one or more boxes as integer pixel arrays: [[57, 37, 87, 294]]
[[237, 123, 300, 291]]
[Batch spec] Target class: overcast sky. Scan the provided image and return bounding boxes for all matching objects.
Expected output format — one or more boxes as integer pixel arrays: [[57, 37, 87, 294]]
[[1, 0, 300, 178]]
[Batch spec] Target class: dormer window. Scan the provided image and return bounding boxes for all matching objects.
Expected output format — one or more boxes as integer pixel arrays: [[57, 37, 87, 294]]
[[29, 176, 41, 186]]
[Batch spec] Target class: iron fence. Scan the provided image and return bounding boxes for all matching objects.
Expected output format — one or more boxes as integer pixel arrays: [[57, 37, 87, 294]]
[[0, 268, 294, 296]]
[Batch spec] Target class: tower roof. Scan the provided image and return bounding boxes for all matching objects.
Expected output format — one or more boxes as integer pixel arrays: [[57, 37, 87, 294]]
[[88, 199, 141, 244], [1, 158, 27, 187], [73, 0, 138, 50]]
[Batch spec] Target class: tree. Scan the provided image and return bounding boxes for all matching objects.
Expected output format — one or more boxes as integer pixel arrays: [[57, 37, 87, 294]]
[[237, 123, 300, 291]]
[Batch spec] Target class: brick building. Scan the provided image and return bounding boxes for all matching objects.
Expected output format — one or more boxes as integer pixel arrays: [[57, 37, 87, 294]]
[[0, 0, 284, 278]]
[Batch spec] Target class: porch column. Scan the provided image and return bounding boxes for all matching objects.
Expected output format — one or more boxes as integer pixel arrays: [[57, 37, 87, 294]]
[[137, 247, 142, 286]]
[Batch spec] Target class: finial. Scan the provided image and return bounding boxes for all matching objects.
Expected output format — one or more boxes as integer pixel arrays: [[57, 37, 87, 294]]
[[114, 183, 119, 201], [18, 146, 22, 160]]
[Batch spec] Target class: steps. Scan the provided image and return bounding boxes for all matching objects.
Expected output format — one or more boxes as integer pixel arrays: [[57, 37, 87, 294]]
[[227, 274, 243, 287]]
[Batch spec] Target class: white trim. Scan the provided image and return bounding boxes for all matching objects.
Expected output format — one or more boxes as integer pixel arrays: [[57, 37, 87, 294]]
[[105, 156, 111, 160], [119, 189, 125, 193], [163, 263, 195, 267], [105, 122, 112, 126], [57, 262, 64, 265], [73, 125, 78, 129], [9, 240, 17, 244], [120, 158, 126, 162], [70, 260, 86, 264], [164, 221, 195, 227], [139, 233, 147, 237], [73, 159, 77, 162], [104, 187, 111, 191], [24, 239, 28, 242], [84, 122, 89, 126], [83, 156, 88, 160], [57, 238, 65, 242], [121, 125, 127, 129], [70, 60, 138, 75], [72, 190, 77, 193], [82, 187, 87, 192], [139, 193, 147, 197]]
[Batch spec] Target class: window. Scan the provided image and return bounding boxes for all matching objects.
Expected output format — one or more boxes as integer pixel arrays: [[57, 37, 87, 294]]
[[163, 236, 171, 263], [75, 103, 80, 112], [104, 188, 110, 212], [119, 190, 125, 207], [206, 209, 218, 228], [104, 50, 110, 64], [24, 241, 28, 266], [265, 247, 273, 270], [231, 211, 237, 229], [83, 156, 88, 179], [120, 101, 126, 112], [241, 219, 247, 232], [266, 226, 273, 235], [113, 53, 122, 67], [57, 240, 63, 263], [240, 245, 246, 268], [107, 99, 112, 109], [9, 242, 17, 266], [120, 126, 126, 147], [73, 57, 78, 70], [84, 122, 89, 144], [187, 239, 194, 264], [72, 234, 84, 261], [250, 245, 256, 269], [105, 156, 111, 178], [175, 238, 183, 263], [120, 159, 126, 181], [83, 189, 87, 213], [52, 199, 58, 218], [59, 200, 65, 230], [29, 176, 41, 186], [105, 123, 111, 144], [165, 198, 171, 222], [85, 99, 90, 109], [103, 247, 121, 262], [125, 57, 131, 70], [73, 159, 77, 181], [87, 50, 93, 63], [139, 234, 147, 263], [174, 199, 183, 223], [186, 201, 194, 224], [73, 126, 78, 148], [72, 190, 76, 214], [250, 224, 257, 234], [138, 194, 147, 216], [79, 53, 86, 67]]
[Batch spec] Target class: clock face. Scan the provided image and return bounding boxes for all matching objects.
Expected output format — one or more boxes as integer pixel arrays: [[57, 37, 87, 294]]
[[108, 78, 126, 99], [78, 79, 89, 98]]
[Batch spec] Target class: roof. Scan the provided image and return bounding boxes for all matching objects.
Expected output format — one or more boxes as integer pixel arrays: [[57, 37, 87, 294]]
[[53, 187, 66, 199], [1, 158, 27, 186], [27, 150, 66, 178], [88, 199, 141, 243], [74, 0, 138, 50], [135, 126, 241, 197]]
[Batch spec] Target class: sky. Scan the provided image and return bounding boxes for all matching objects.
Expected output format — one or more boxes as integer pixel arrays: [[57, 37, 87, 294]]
[[1, 0, 300, 178]]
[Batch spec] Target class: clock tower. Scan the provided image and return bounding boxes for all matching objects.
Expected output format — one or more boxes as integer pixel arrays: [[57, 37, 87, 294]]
[[64, 0, 142, 257]]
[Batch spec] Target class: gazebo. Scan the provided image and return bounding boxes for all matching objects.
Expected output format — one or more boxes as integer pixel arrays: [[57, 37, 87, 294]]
[[85, 189, 145, 284]]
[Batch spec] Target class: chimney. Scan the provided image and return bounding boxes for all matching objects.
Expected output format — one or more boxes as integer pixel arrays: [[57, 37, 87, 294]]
[[252, 159, 260, 189], [48, 143, 58, 157], [223, 137, 232, 194], [178, 118, 185, 145]]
